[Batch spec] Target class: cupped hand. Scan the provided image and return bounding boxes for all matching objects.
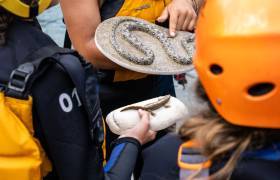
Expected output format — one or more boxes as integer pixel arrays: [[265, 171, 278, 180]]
[[119, 109, 157, 145]]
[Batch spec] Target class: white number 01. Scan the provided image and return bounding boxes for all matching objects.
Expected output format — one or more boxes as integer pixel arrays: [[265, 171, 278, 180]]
[[59, 88, 82, 113]]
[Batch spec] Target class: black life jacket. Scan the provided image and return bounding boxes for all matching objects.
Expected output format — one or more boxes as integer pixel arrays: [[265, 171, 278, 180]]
[[0, 19, 105, 180], [178, 141, 280, 180]]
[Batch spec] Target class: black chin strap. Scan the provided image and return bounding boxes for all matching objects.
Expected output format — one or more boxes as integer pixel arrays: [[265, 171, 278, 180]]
[[29, 1, 39, 18]]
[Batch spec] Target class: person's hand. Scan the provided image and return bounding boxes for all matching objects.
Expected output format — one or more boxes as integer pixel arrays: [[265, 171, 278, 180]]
[[119, 109, 157, 145], [157, 0, 197, 37]]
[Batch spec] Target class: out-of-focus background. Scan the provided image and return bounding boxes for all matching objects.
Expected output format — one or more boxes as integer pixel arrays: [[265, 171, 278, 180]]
[[38, 4, 205, 121], [38, 5, 65, 47]]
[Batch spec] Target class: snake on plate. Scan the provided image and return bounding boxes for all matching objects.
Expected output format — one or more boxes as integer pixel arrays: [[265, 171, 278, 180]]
[[110, 18, 194, 65]]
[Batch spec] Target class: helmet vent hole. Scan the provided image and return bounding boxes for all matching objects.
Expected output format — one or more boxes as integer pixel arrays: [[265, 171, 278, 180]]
[[210, 64, 223, 75], [248, 83, 275, 96]]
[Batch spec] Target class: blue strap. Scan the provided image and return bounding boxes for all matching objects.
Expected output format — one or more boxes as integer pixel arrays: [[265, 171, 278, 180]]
[[104, 143, 126, 172]]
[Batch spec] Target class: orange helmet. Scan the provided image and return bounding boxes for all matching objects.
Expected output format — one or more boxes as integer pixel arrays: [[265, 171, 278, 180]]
[[194, 0, 280, 128]]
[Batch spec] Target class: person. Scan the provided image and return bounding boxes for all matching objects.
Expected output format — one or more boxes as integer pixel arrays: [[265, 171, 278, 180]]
[[60, 0, 205, 160], [0, 0, 156, 179], [60, 0, 204, 69], [138, 0, 280, 179]]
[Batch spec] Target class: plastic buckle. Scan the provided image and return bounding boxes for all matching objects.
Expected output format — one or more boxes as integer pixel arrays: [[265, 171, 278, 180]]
[[8, 63, 35, 93], [0, 85, 4, 92], [178, 141, 211, 170]]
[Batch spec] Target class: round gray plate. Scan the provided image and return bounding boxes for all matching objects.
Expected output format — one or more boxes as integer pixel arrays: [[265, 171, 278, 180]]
[[95, 16, 195, 75]]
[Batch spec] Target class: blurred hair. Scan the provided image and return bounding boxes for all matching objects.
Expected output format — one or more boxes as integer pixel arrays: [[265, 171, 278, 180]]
[[179, 81, 277, 180]]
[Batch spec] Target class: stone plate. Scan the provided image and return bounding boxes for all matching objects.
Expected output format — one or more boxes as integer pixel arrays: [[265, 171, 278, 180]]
[[95, 16, 195, 75]]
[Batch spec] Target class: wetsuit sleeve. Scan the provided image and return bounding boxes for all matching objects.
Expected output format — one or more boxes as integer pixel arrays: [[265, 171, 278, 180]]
[[104, 137, 141, 180]]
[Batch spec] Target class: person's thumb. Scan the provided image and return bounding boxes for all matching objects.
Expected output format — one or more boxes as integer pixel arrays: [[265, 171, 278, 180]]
[[137, 109, 150, 132], [157, 7, 169, 22]]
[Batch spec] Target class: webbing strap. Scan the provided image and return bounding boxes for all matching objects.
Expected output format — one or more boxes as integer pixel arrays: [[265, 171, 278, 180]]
[[5, 46, 78, 99], [178, 141, 211, 180], [179, 153, 209, 180], [6, 46, 102, 141], [64, 30, 72, 49], [7, 46, 94, 117]]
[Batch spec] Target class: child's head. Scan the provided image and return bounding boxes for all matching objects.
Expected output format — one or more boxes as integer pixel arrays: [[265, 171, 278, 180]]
[[194, 0, 280, 129], [180, 81, 279, 179], [0, 0, 52, 45], [180, 0, 280, 178]]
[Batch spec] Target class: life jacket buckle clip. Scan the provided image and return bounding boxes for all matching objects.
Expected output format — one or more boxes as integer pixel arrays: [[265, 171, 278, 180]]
[[8, 62, 35, 93]]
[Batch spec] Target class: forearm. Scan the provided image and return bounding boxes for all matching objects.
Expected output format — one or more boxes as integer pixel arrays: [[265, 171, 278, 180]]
[[60, 0, 121, 70], [104, 137, 141, 180], [82, 40, 121, 70]]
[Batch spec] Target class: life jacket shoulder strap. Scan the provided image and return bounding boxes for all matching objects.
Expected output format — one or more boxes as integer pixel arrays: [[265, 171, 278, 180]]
[[178, 141, 211, 180], [4, 45, 100, 124], [5, 45, 103, 141], [5, 46, 83, 98]]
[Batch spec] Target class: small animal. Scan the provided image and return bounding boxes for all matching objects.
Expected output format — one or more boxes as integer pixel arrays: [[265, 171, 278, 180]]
[[120, 95, 171, 116]]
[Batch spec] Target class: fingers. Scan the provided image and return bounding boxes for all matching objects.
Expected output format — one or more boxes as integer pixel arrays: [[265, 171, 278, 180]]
[[147, 130, 157, 141], [187, 16, 197, 31], [141, 130, 157, 144], [138, 109, 149, 119], [138, 109, 150, 124], [165, 0, 198, 33], [169, 10, 178, 37], [182, 13, 193, 31], [139, 110, 156, 143], [183, 10, 197, 31], [157, 7, 169, 23], [137, 109, 150, 131], [171, 11, 197, 32], [176, 13, 187, 31], [120, 110, 157, 145]]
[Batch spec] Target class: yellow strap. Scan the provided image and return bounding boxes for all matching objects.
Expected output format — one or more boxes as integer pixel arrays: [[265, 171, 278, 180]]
[[0, 0, 52, 18], [102, 117, 107, 165]]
